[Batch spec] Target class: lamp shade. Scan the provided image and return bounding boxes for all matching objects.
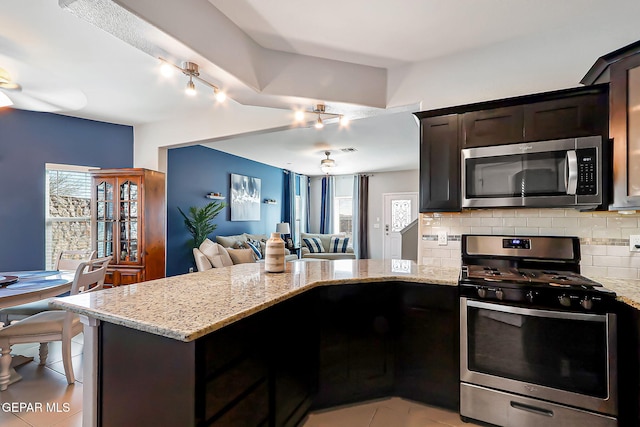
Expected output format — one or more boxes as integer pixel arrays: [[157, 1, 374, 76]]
[[276, 222, 291, 234]]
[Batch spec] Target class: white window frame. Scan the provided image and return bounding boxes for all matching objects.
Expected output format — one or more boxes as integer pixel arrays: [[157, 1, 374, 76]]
[[45, 163, 97, 270]]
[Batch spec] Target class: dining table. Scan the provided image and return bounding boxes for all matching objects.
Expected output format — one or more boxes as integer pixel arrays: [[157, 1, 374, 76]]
[[0, 270, 75, 309], [0, 270, 75, 387]]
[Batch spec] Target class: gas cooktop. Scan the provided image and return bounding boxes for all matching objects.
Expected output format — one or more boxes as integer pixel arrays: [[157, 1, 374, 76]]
[[459, 235, 617, 311], [465, 265, 604, 288]]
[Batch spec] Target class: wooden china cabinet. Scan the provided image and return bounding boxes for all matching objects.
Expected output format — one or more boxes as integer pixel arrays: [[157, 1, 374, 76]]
[[91, 168, 165, 286]]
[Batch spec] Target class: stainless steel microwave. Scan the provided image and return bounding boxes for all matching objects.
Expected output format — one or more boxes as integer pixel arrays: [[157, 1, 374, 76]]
[[461, 136, 603, 209]]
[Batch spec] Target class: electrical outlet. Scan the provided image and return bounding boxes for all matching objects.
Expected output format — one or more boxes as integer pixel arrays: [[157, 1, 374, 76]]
[[437, 231, 448, 246], [630, 235, 640, 252]]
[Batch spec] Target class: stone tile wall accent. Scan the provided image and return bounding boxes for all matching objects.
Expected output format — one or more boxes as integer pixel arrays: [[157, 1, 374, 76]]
[[419, 208, 640, 279]]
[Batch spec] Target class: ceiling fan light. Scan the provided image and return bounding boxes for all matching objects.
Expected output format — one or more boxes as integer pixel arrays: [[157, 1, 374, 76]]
[[185, 79, 196, 96], [315, 115, 324, 129], [339, 115, 350, 126], [294, 110, 305, 122], [0, 91, 13, 108], [320, 151, 335, 173]]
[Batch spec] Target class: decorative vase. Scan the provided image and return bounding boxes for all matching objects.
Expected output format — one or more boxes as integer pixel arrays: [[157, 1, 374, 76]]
[[265, 232, 286, 273]]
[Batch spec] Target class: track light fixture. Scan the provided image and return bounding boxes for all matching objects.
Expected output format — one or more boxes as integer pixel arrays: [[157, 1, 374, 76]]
[[295, 103, 349, 129], [159, 58, 227, 102]]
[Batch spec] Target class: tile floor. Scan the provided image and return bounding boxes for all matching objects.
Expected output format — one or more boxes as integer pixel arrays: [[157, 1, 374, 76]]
[[0, 334, 84, 427], [301, 397, 482, 427], [0, 335, 481, 427]]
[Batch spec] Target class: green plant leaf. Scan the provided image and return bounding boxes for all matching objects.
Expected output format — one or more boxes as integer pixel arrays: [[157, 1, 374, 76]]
[[178, 201, 226, 248]]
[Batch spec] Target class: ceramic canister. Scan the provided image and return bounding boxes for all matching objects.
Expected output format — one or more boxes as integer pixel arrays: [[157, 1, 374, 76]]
[[265, 232, 286, 273]]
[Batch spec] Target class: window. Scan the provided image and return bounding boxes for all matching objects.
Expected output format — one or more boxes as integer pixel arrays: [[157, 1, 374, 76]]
[[335, 196, 353, 236], [45, 164, 94, 270], [333, 175, 353, 236]]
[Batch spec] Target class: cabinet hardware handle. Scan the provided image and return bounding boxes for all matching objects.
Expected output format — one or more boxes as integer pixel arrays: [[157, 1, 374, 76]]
[[510, 401, 553, 417]]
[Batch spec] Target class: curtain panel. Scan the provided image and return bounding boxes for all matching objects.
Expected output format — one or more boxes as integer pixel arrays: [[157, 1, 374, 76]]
[[352, 174, 369, 259], [320, 175, 335, 234]]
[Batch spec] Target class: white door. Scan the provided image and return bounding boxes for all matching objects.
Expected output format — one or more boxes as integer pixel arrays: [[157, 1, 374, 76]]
[[382, 192, 418, 259]]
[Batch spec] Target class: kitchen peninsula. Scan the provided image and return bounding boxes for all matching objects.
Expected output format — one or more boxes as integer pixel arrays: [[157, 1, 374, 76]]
[[52, 259, 461, 427]]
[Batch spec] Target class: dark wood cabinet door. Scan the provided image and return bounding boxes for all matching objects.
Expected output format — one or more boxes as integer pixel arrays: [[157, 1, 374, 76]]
[[615, 301, 640, 427], [610, 54, 640, 208], [523, 93, 608, 142], [419, 115, 461, 212], [395, 284, 459, 409], [316, 284, 396, 408], [272, 294, 316, 427], [462, 106, 523, 147]]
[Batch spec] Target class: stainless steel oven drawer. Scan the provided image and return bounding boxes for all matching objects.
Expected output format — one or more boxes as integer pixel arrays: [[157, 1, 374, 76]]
[[461, 383, 617, 427]]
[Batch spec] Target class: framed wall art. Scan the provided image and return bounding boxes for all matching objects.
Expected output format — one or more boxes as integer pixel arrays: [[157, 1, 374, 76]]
[[230, 173, 261, 221]]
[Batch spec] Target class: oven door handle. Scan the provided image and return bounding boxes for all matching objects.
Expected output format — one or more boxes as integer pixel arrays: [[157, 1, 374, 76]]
[[465, 299, 607, 322], [565, 150, 578, 195]]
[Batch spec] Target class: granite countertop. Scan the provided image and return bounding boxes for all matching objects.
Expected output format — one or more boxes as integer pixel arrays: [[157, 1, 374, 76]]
[[51, 259, 459, 342], [591, 277, 640, 310]]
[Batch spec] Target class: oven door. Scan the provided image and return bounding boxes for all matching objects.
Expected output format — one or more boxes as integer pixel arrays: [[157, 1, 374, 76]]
[[461, 136, 602, 208], [460, 297, 617, 416]]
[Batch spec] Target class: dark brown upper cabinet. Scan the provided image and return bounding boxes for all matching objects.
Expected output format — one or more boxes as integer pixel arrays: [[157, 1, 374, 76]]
[[414, 85, 609, 213], [462, 106, 523, 147], [583, 40, 640, 209], [415, 114, 461, 212], [523, 94, 608, 142]]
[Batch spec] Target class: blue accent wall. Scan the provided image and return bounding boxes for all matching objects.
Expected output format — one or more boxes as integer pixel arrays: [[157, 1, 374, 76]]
[[167, 145, 285, 276], [0, 108, 133, 271]]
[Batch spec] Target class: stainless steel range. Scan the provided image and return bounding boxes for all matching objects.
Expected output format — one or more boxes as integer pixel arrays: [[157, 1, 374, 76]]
[[459, 235, 618, 427]]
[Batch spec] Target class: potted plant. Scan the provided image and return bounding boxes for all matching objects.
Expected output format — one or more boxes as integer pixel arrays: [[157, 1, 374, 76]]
[[178, 201, 226, 248]]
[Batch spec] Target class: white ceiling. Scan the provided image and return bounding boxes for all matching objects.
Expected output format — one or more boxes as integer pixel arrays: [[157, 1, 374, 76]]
[[2, 0, 640, 176]]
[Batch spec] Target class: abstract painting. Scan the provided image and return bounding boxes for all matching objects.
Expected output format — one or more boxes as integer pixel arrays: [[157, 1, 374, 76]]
[[230, 173, 261, 221]]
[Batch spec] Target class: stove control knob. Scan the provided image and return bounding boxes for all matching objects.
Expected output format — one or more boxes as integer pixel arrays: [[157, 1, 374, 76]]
[[477, 288, 487, 298], [559, 295, 571, 307], [526, 291, 534, 303], [495, 289, 504, 300], [580, 298, 593, 310]]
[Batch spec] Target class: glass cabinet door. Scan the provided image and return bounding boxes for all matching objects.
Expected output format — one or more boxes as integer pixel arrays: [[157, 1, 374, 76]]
[[95, 180, 114, 258], [118, 178, 139, 263]]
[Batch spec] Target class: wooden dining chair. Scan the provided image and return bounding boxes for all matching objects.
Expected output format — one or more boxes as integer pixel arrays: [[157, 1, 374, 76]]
[[0, 256, 111, 391], [55, 249, 97, 271], [0, 249, 101, 326]]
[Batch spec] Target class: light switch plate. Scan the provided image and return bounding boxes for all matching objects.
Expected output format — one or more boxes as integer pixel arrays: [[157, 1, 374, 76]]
[[630, 235, 640, 252], [438, 231, 448, 246]]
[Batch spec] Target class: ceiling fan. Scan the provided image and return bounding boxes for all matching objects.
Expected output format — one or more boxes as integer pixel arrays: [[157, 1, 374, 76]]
[[0, 65, 87, 112], [0, 67, 20, 107]]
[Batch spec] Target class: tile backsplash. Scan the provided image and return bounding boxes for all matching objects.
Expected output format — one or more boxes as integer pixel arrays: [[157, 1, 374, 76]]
[[419, 208, 640, 279]]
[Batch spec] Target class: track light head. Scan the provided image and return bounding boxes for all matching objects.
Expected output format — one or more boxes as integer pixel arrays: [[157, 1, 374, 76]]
[[214, 87, 226, 102], [185, 78, 196, 96]]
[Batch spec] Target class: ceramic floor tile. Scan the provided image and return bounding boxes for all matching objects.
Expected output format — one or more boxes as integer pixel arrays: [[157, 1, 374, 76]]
[[50, 410, 83, 427], [369, 405, 410, 427], [11, 340, 83, 365], [303, 403, 377, 427], [47, 354, 84, 384], [0, 411, 32, 427], [2, 363, 82, 427], [301, 398, 480, 427]]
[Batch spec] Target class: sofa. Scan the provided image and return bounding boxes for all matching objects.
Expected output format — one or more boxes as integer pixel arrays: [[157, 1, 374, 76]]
[[300, 232, 356, 260], [193, 233, 297, 272]]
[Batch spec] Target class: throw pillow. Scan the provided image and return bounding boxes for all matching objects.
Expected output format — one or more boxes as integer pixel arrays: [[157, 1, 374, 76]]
[[227, 248, 256, 264], [303, 237, 324, 253], [245, 240, 263, 260], [329, 236, 350, 253], [199, 239, 233, 268]]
